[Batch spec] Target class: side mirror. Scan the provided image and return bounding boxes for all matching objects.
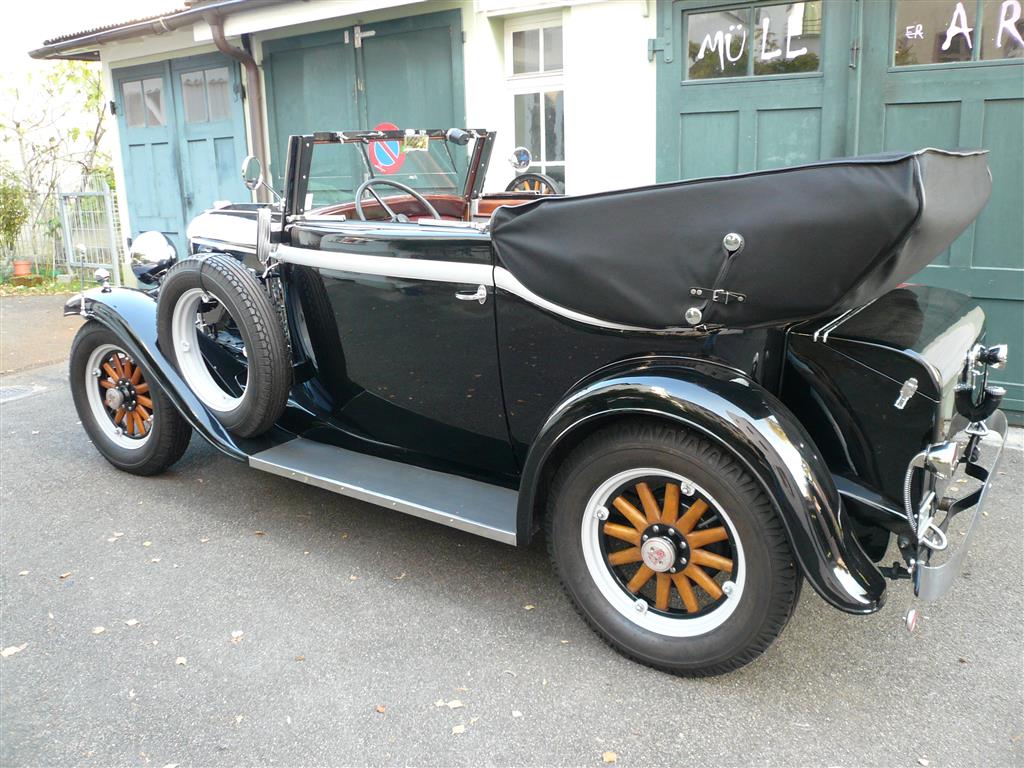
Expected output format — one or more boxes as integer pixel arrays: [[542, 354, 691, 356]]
[[241, 154, 264, 191], [509, 146, 532, 172]]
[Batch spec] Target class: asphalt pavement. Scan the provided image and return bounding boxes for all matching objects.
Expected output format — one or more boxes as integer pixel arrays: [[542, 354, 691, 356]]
[[0, 298, 1022, 767]]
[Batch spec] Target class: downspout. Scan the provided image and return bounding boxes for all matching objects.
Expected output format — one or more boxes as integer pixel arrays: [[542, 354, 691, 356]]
[[207, 13, 267, 201]]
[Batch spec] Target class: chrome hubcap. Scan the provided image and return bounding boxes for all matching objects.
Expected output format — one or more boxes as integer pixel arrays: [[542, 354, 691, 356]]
[[640, 537, 676, 572]]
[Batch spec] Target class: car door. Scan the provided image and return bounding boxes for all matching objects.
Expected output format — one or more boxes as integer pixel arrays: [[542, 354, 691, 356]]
[[283, 219, 518, 483]]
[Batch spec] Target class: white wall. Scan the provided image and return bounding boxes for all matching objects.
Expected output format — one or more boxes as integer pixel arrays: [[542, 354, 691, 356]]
[[464, 0, 657, 195]]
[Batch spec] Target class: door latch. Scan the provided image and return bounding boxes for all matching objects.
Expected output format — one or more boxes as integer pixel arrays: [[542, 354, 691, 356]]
[[354, 25, 376, 48], [455, 285, 487, 305], [894, 377, 918, 410]]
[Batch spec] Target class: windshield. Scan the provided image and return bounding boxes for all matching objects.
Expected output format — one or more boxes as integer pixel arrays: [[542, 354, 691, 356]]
[[305, 134, 468, 211]]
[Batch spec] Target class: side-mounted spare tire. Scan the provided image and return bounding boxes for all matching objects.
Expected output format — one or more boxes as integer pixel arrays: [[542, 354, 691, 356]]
[[157, 254, 290, 438]]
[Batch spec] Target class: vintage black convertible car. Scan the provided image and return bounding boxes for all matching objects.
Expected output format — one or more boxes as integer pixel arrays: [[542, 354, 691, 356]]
[[66, 128, 1009, 676]]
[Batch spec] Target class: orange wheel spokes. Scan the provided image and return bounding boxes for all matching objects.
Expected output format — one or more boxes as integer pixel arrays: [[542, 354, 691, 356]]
[[676, 499, 708, 534], [686, 526, 728, 549], [608, 547, 643, 566], [670, 572, 700, 613], [102, 362, 119, 381], [134, 383, 149, 395], [137, 395, 154, 409], [655, 573, 671, 611], [130, 365, 143, 385], [661, 483, 680, 525], [100, 379, 115, 390], [604, 522, 641, 546], [626, 564, 654, 593], [683, 564, 723, 600], [612, 496, 648, 532], [690, 549, 733, 573], [636, 482, 661, 523]]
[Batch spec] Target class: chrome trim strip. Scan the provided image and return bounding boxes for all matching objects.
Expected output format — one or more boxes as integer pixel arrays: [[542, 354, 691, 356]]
[[190, 237, 257, 255], [275, 244, 493, 285], [812, 299, 876, 343], [494, 267, 694, 335]]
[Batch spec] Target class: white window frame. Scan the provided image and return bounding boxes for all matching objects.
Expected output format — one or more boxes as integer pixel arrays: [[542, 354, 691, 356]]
[[505, 13, 567, 188]]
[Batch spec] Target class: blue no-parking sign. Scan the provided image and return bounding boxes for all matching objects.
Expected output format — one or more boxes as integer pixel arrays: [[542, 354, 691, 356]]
[[369, 122, 405, 175]]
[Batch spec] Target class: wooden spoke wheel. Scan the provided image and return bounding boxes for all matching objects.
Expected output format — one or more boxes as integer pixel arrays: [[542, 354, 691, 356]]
[[505, 172, 561, 195], [599, 475, 737, 616], [84, 343, 154, 449], [580, 467, 746, 638]]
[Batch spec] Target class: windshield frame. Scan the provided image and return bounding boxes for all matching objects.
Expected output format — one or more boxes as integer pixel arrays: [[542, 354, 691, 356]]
[[282, 129, 495, 218]]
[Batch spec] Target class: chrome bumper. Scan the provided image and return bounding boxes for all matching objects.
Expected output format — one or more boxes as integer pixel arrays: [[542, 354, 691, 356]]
[[914, 410, 1009, 601]]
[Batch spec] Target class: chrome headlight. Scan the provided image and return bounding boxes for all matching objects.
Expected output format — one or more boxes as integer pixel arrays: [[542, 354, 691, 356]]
[[129, 231, 177, 284]]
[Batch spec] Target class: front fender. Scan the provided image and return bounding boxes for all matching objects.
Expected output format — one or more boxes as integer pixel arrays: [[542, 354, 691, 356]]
[[519, 360, 886, 614], [64, 288, 250, 461]]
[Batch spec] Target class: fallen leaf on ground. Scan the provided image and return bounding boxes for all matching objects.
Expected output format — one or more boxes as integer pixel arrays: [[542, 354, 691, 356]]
[[918, 759, 930, 767], [18, 570, 28, 576], [451, 724, 465, 735], [375, 705, 386, 714], [434, 699, 445, 707], [512, 710, 523, 718], [142, 541, 152, 548], [394, 572, 406, 580], [150, 558, 161, 563], [59, 572, 72, 580], [958, 657, 969, 664], [303, 551, 310, 555], [602, 752, 618, 764], [125, 619, 140, 627], [1, 644, 27, 658], [255, 531, 266, 536], [235, 715, 244, 724], [230, 630, 244, 644], [470, 716, 479, 724], [92, 626, 106, 635], [128, 689, 135, 699], [560, 640, 569, 644], [199, 538, 209, 544], [349, 575, 359, 581], [523, 604, 535, 611], [502, 669, 517, 677], [294, 655, 305, 662], [447, 700, 464, 710], [175, 656, 187, 666], [113, 531, 124, 537], [340, 532, 349, 539]]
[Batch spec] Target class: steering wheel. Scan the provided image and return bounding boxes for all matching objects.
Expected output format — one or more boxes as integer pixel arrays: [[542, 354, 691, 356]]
[[506, 173, 561, 195], [354, 178, 441, 222]]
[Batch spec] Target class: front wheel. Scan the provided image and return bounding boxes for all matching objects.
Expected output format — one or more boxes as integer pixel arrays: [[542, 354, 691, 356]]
[[70, 322, 192, 476], [546, 421, 800, 676]]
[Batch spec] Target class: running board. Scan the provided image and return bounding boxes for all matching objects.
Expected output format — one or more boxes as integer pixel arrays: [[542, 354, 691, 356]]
[[248, 438, 518, 545]]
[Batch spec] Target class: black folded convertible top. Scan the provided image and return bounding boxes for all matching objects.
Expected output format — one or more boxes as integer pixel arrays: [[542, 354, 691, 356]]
[[490, 149, 991, 330]]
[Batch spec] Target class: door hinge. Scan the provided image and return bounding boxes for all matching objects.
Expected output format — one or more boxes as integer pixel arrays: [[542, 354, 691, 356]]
[[647, 36, 673, 63], [354, 25, 376, 48]]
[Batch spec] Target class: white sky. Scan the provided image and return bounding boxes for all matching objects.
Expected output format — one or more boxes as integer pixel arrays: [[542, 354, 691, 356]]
[[5, 1, 176, 81]]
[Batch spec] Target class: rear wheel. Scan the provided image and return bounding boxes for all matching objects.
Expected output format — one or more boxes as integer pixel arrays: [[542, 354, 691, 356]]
[[70, 322, 191, 475], [546, 421, 800, 676]]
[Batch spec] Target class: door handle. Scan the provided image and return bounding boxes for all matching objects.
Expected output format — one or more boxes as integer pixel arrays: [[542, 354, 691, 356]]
[[455, 285, 488, 305]]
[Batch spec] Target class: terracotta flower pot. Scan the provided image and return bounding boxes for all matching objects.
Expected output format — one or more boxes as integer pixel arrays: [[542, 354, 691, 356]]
[[12, 260, 32, 277]]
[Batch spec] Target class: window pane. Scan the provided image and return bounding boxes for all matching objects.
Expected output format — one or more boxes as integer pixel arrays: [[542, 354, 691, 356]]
[[514, 92, 541, 158], [142, 77, 166, 126], [180, 71, 208, 124], [544, 91, 564, 162], [982, 0, 1024, 60], [205, 67, 232, 121], [753, 2, 823, 74], [687, 8, 751, 79], [544, 26, 563, 71], [513, 29, 541, 73], [122, 80, 145, 128], [544, 165, 565, 190], [894, 0, 977, 65]]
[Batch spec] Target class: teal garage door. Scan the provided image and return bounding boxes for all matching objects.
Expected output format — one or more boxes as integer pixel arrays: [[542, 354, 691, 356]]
[[263, 9, 465, 191], [654, 0, 1024, 419], [114, 53, 249, 255]]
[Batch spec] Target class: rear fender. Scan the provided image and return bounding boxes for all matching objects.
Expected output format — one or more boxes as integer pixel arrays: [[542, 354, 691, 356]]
[[519, 359, 887, 614], [65, 288, 249, 461]]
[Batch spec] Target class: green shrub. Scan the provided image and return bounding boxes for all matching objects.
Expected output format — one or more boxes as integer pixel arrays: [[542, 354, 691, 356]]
[[0, 169, 30, 256]]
